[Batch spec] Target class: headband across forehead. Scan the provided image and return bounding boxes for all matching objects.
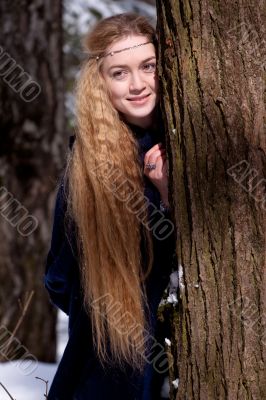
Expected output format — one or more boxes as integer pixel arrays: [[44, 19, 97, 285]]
[[87, 41, 154, 61]]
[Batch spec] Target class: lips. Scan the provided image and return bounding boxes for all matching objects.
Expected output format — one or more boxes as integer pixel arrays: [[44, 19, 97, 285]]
[[127, 94, 150, 101]]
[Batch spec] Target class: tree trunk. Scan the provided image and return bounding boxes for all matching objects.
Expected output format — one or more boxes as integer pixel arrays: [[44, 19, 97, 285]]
[[0, 0, 65, 362], [157, 0, 266, 398]]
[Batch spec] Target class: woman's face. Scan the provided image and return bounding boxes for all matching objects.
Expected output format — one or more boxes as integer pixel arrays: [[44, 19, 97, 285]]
[[100, 35, 159, 129]]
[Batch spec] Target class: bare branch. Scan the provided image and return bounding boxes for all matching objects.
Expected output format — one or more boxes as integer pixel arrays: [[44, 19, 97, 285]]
[[0, 382, 16, 400], [2, 290, 34, 357], [35, 376, 49, 398]]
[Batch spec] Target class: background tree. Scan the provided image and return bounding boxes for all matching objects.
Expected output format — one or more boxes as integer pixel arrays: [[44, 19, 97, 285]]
[[0, 0, 65, 362], [157, 0, 266, 398]]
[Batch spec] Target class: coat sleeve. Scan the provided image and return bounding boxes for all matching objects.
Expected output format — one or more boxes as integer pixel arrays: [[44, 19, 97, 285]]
[[44, 177, 79, 315]]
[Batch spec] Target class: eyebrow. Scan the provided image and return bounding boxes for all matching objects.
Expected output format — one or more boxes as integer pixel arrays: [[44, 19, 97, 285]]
[[107, 56, 156, 71]]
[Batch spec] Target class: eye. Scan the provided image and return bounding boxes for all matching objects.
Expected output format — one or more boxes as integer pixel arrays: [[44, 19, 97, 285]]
[[143, 63, 156, 71], [112, 70, 127, 79]]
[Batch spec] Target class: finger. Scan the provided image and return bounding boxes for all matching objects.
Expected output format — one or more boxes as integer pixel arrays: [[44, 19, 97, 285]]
[[144, 155, 167, 175], [145, 150, 163, 165], [144, 143, 164, 158], [150, 153, 165, 171], [156, 155, 167, 171], [144, 148, 165, 164]]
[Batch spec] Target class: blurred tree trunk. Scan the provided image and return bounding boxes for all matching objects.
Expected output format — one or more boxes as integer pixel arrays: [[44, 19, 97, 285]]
[[0, 0, 65, 362], [157, 0, 266, 398]]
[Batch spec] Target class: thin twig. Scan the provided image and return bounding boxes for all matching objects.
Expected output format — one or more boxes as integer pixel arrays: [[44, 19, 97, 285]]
[[2, 290, 34, 357], [0, 382, 16, 400], [35, 377, 49, 398]]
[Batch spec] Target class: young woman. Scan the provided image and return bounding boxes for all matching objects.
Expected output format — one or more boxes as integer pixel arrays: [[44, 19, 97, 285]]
[[44, 12, 177, 400]]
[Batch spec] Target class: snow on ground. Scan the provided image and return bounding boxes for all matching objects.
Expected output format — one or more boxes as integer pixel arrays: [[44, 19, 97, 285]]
[[0, 362, 58, 400], [55, 309, 69, 363], [0, 311, 68, 400]]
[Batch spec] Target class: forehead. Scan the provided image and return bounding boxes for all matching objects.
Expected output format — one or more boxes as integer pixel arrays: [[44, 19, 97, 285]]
[[101, 35, 156, 71]]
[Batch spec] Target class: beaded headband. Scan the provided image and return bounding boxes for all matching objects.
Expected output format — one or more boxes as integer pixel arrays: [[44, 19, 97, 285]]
[[88, 41, 153, 61]]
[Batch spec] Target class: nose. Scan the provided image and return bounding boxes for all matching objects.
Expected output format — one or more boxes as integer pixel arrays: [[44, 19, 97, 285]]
[[129, 71, 146, 92]]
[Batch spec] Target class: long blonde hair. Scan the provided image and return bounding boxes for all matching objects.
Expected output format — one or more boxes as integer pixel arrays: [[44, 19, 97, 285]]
[[64, 13, 158, 372]]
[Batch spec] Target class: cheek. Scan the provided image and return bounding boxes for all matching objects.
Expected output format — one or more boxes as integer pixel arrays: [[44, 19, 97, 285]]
[[103, 83, 118, 106], [101, 74, 123, 103], [108, 84, 126, 103]]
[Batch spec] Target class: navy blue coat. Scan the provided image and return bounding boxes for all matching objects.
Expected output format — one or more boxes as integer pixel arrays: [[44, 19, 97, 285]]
[[44, 123, 177, 400]]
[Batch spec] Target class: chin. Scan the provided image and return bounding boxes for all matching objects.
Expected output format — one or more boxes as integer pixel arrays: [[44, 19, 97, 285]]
[[119, 101, 157, 125], [128, 104, 156, 117], [124, 113, 155, 128]]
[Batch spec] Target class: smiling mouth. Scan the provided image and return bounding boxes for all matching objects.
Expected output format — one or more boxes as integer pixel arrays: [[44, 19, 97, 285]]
[[127, 94, 151, 101]]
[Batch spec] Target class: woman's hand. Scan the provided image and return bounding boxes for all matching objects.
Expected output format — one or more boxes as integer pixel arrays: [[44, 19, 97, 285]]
[[143, 142, 169, 207]]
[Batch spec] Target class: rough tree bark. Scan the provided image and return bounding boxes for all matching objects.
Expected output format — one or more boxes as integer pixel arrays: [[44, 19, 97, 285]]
[[157, 1, 266, 399], [0, 0, 65, 362]]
